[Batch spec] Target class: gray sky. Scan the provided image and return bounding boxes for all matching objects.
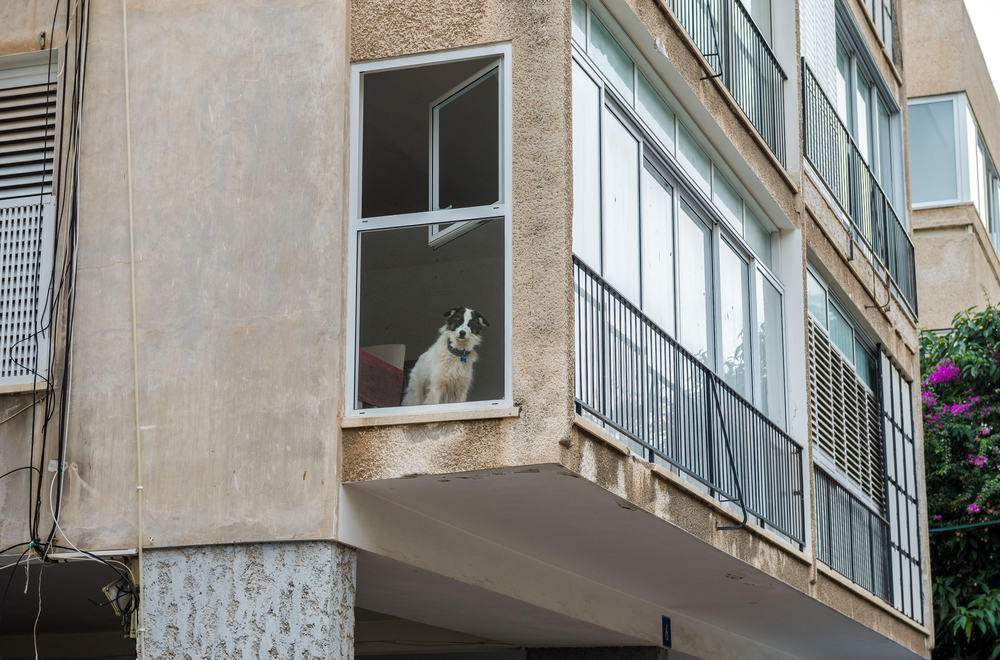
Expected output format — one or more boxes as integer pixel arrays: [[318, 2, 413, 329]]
[[965, 0, 1000, 101]]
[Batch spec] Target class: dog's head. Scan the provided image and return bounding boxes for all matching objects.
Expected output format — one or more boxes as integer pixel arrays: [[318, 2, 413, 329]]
[[441, 307, 488, 351]]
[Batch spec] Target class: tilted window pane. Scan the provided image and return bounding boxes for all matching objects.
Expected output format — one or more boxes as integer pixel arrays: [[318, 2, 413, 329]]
[[589, 16, 634, 104], [713, 170, 743, 232], [908, 100, 957, 203], [719, 240, 751, 396], [572, 62, 602, 269], [640, 163, 675, 333], [677, 201, 713, 364], [855, 81, 871, 162], [828, 303, 854, 361], [602, 108, 641, 303], [756, 275, 785, 425], [807, 271, 827, 327], [677, 123, 711, 194], [876, 97, 894, 202], [637, 72, 674, 153], [855, 339, 875, 391], [572, 0, 587, 45], [836, 43, 851, 123]]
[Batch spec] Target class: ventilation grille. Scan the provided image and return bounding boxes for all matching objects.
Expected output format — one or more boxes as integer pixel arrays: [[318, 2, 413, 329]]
[[0, 83, 56, 200], [808, 317, 885, 510], [0, 196, 53, 386]]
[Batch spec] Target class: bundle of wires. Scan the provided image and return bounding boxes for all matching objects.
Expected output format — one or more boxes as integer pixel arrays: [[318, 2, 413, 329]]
[[0, 0, 139, 640]]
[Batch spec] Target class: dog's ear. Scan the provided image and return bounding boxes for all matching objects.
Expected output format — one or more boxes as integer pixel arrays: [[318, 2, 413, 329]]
[[475, 311, 489, 327], [443, 307, 462, 318]]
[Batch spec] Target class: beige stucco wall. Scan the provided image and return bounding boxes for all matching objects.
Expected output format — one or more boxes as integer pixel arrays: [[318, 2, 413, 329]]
[[0, 0, 349, 551], [913, 205, 1000, 331], [903, 0, 1000, 164]]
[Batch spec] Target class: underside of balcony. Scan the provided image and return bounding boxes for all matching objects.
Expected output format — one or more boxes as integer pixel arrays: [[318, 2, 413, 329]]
[[341, 459, 929, 659]]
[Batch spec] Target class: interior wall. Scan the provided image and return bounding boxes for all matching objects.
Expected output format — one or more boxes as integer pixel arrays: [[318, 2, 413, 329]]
[[359, 219, 505, 403]]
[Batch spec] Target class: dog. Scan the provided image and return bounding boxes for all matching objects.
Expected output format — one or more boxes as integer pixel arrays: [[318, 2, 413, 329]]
[[402, 307, 488, 406]]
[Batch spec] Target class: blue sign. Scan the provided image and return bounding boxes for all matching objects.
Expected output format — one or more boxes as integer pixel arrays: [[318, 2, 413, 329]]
[[662, 616, 672, 648]]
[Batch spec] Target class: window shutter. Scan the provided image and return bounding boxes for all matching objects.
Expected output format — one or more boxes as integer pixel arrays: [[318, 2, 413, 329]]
[[808, 317, 885, 510], [0, 83, 56, 199]]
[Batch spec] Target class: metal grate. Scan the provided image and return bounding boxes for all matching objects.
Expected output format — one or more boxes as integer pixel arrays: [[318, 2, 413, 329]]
[[802, 61, 917, 314], [665, 0, 787, 166], [808, 317, 885, 510], [0, 196, 53, 386], [815, 466, 892, 602], [0, 83, 56, 200], [574, 257, 805, 545]]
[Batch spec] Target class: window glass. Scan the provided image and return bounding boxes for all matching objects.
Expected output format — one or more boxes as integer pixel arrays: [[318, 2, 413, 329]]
[[855, 80, 871, 161], [602, 108, 640, 302], [807, 271, 827, 327], [433, 67, 500, 210], [362, 57, 502, 217], [739, 0, 772, 44], [588, 16, 634, 104], [640, 163, 675, 333], [677, 201, 713, 364], [876, 96, 893, 199], [908, 99, 957, 203], [836, 42, 851, 123], [855, 339, 875, 391], [572, 0, 587, 45], [572, 62, 602, 269], [756, 274, 786, 424], [678, 123, 711, 194], [744, 206, 772, 268], [637, 72, 674, 153], [719, 241, 751, 396], [713, 170, 743, 232], [828, 303, 854, 360], [357, 219, 505, 408]]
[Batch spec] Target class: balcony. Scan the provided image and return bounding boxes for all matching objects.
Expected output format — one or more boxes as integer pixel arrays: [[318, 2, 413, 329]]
[[665, 0, 787, 166], [802, 62, 918, 314], [815, 467, 892, 602], [573, 257, 805, 545]]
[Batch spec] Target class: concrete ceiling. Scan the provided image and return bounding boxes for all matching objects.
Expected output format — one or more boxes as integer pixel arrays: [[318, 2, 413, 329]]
[[345, 465, 925, 660]]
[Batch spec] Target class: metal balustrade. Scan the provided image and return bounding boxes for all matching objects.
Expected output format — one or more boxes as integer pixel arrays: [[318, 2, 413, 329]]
[[815, 467, 893, 602], [666, 0, 787, 167], [802, 62, 918, 315], [574, 257, 805, 545]]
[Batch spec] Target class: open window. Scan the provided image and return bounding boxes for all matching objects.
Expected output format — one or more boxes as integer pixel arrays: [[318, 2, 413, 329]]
[[348, 45, 512, 416]]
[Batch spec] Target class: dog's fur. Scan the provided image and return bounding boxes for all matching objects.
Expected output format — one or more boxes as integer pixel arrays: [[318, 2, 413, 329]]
[[402, 307, 488, 406]]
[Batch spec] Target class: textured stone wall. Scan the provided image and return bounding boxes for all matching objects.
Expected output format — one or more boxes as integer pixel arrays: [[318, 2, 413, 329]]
[[143, 541, 356, 659]]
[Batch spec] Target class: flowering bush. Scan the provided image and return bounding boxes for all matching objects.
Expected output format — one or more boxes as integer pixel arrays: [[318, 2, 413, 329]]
[[922, 304, 1000, 658]]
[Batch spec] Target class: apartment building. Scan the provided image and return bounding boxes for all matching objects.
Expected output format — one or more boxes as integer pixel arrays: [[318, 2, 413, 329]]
[[0, 0, 930, 658], [904, 0, 1000, 331]]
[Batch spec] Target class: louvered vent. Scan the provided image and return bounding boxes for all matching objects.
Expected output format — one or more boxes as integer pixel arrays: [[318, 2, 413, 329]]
[[0, 83, 56, 200], [0, 197, 53, 386], [808, 317, 885, 510]]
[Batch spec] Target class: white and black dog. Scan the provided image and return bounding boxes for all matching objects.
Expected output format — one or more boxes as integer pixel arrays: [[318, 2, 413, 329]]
[[402, 307, 488, 406]]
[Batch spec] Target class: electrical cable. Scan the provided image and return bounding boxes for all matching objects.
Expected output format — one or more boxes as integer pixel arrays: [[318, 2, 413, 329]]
[[929, 518, 1000, 533], [33, 562, 43, 660], [0, 466, 40, 482]]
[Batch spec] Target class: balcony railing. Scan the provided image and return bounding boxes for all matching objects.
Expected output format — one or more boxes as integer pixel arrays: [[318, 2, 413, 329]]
[[574, 257, 805, 545], [666, 0, 787, 166], [802, 62, 918, 315], [815, 467, 892, 602]]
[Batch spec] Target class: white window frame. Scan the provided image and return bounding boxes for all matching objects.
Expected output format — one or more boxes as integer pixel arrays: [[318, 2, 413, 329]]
[[345, 44, 514, 419], [907, 94, 965, 209]]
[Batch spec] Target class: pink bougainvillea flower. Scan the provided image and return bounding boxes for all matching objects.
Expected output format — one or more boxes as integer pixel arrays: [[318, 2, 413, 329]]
[[927, 359, 961, 385], [968, 503, 982, 514]]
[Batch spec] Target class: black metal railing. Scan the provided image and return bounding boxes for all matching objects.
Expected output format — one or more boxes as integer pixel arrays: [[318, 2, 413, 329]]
[[574, 257, 805, 545], [815, 467, 892, 602], [666, 0, 787, 167], [802, 62, 917, 315]]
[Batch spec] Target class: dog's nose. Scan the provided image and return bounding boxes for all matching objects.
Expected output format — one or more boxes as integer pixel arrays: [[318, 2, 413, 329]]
[[458, 330, 466, 338]]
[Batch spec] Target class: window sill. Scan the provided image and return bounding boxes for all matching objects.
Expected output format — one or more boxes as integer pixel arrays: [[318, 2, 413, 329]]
[[0, 381, 47, 396], [342, 405, 520, 428]]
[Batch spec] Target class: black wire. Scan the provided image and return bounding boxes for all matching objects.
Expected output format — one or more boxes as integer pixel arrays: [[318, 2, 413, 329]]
[[0, 541, 32, 556], [0, 466, 40, 482]]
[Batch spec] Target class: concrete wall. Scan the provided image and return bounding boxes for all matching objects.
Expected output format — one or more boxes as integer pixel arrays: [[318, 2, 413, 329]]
[[142, 541, 356, 658], [913, 205, 1000, 331], [0, 0, 349, 551]]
